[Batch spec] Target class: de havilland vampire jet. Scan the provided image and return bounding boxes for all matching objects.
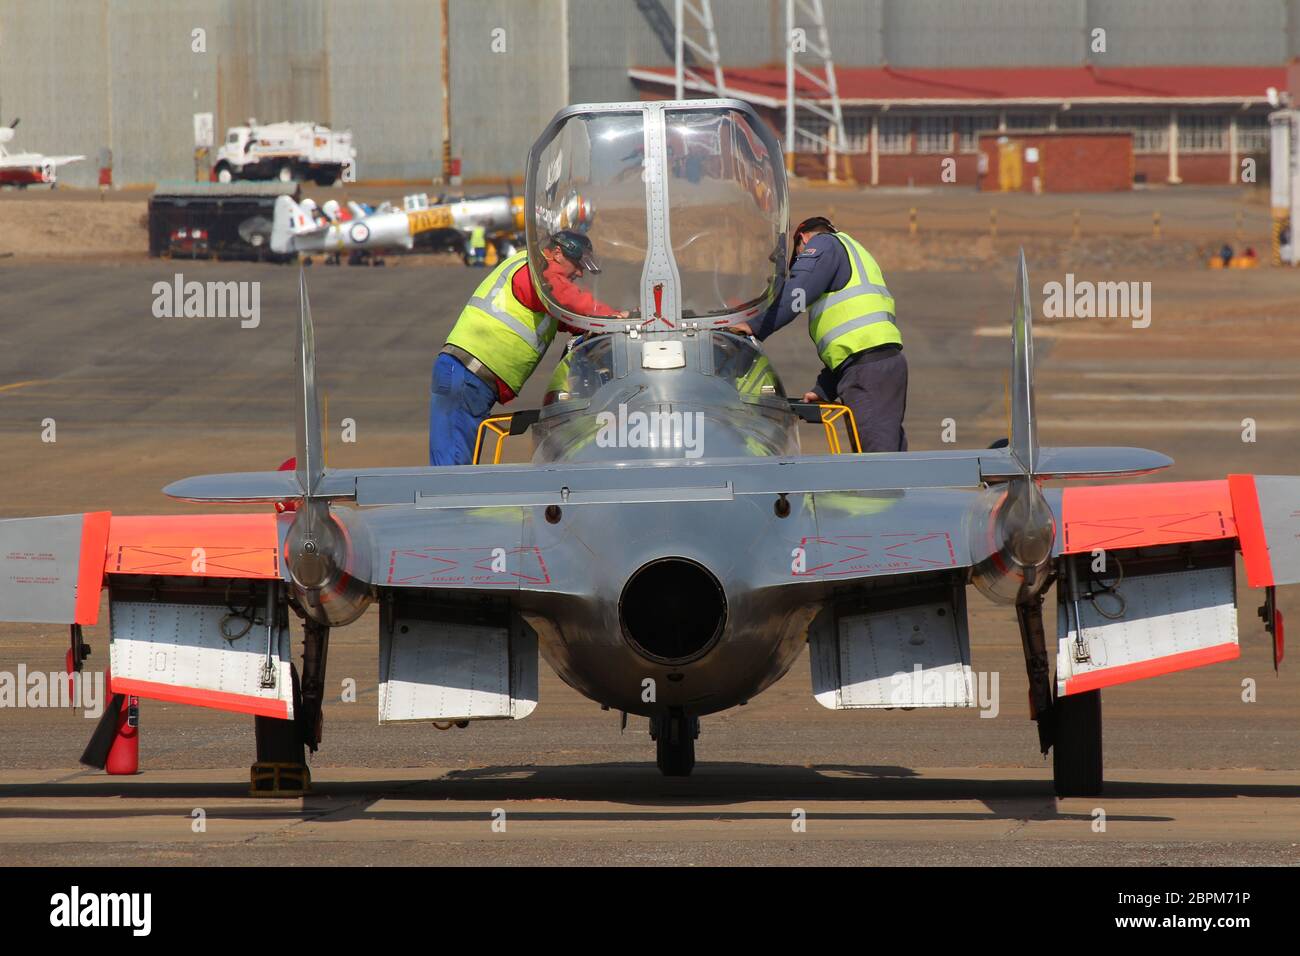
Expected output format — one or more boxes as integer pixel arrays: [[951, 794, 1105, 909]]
[[2, 100, 1297, 797]]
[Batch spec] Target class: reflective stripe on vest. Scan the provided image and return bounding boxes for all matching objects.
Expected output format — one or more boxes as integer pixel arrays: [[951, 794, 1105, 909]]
[[446, 251, 556, 393], [736, 354, 778, 398], [806, 232, 899, 369]]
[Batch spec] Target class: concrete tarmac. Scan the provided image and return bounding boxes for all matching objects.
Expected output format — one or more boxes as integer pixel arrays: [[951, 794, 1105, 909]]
[[2, 206, 1299, 865]]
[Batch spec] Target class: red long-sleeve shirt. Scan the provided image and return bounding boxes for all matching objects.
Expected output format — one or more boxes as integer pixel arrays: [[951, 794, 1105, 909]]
[[510, 260, 620, 323]]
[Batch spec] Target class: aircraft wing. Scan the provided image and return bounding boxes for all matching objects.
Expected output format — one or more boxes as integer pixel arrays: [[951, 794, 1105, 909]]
[[0, 510, 291, 718], [791, 474, 1295, 717], [1041, 476, 1296, 697]]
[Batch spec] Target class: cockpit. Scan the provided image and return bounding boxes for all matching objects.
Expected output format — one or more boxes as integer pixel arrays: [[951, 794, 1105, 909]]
[[543, 329, 787, 408], [525, 100, 789, 332]]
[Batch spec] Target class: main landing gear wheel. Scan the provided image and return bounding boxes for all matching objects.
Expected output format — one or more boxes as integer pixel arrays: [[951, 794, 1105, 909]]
[[652, 714, 699, 777], [1052, 689, 1103, 797]]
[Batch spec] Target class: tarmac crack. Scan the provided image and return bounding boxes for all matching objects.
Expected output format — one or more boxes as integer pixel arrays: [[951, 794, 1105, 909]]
[[999, 797, 1058, 838], [236, 776, 429, 846]]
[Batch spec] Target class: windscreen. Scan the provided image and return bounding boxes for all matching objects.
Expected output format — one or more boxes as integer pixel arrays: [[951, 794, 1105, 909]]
[[665, 109, 786, 321], [528, 111, 646, 325]]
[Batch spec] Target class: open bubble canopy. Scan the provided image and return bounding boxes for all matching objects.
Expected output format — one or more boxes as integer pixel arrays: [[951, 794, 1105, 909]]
[[524, 99, 790, 333]]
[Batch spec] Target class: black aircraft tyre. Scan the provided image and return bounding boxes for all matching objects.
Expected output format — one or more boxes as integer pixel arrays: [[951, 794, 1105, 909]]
[[1052, 689, 1103, 797], [654, 714, 698, 777]]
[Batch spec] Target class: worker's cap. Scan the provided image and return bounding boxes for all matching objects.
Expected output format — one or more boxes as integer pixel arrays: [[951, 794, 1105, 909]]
[[790, 216, 837, 268], [794, 215, 837, 237], [549, 229, 600, 274]]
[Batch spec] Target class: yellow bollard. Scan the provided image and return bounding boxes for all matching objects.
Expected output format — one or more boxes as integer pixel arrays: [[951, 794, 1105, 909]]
[[1152, 210, 1162, 239], [908, 206, 917, 237]]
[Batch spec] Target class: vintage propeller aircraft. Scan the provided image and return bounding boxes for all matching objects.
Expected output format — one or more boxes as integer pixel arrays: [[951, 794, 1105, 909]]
[[1, 100, 1295, 797], [268, 192, 530, 263]]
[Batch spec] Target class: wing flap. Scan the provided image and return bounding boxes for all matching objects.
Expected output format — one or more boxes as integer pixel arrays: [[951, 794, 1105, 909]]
[[108, 594, 293, 719], [1055, 555, 1239, 696]]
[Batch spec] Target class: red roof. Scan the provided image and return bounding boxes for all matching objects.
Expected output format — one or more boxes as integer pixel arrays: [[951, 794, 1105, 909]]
[[629, 65, 1284, 105]]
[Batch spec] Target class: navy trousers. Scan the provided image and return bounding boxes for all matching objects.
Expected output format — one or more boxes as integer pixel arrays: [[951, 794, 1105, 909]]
[[816, 348, 909, 452]]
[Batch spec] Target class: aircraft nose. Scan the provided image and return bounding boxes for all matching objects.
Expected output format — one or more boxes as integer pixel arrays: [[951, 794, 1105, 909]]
[[618, 557, 727, 665]]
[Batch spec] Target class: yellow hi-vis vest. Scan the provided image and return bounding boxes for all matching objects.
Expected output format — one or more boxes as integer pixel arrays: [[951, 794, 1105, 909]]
[[807, 232, 899, 370], [446, 251, 556, 393], [469, 226, 487, 250]]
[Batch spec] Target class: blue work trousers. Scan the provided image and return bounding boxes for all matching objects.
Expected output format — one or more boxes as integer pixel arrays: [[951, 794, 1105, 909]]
[[429, 352, 498, 465]]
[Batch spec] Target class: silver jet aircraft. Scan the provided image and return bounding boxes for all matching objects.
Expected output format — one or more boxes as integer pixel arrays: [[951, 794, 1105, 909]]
[[2, 100, 1298, 797]]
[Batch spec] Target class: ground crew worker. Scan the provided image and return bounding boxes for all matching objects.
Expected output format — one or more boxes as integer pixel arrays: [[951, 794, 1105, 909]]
[[730, 216, 907, 452], [468, 225, 488, 267], [430, 230, 625, 465]]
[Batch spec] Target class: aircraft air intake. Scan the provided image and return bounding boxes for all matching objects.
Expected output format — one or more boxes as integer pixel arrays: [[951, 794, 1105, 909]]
[[619, 558, 727, 664]]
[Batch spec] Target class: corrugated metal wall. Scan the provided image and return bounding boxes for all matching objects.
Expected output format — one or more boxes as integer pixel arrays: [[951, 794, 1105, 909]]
[[881, 0, 1086, 66], [109, 0, 222, 187], [0, 0, 534, 187], [325, 0, 440, 182], [449, 0, 567, 185], [0, 0, 113, 187], [1086, 0, 1289, 65], [0, 0, 1296, 189]]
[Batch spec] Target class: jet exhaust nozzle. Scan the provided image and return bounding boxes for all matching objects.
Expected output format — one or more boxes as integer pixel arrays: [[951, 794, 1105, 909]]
[[620, 557, 727, 664]]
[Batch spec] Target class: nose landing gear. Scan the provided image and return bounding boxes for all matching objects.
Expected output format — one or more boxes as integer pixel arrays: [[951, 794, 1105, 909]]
[[650, 713, 700, 776]]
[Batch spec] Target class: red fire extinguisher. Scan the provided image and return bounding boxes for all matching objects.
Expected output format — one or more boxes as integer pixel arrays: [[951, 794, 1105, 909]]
[[104, 668, 140, 776]]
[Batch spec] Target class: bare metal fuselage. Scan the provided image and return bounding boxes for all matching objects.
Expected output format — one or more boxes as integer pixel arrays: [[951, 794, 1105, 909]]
[[495, 330, 818, 717]]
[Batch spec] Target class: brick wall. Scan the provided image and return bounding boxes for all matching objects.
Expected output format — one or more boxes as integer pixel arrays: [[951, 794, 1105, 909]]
[[978, 131, 1132, 192]]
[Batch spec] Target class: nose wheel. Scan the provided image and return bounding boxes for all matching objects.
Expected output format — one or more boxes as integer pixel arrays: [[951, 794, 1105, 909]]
[[651, 713, 699, 776]]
